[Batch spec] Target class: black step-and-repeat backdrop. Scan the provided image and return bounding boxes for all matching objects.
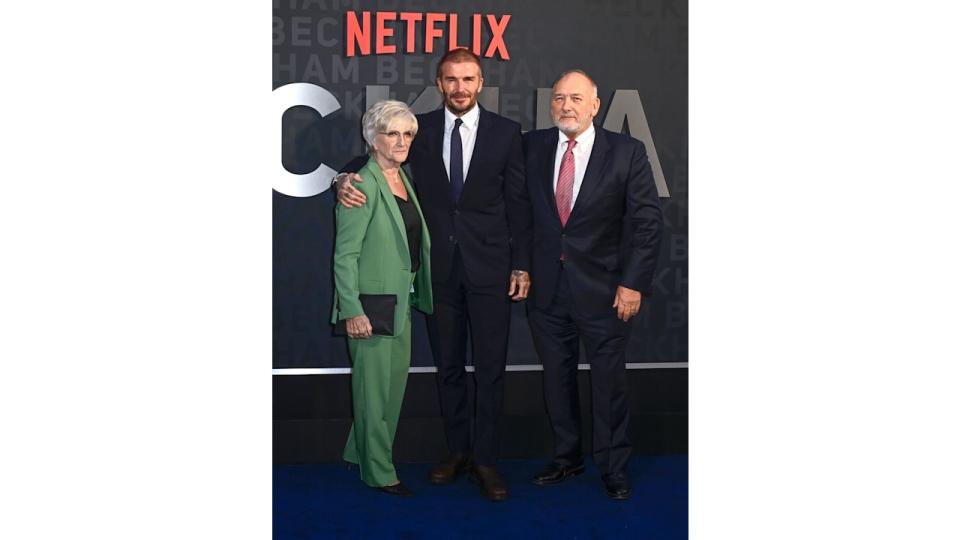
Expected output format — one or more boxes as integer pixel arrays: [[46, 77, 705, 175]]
[[273, 0, 687, 369]]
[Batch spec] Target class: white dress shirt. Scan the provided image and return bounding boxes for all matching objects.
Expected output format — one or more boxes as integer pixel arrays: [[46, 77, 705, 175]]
[[552, 123, 596, 209], [442, 104, 480, 183]]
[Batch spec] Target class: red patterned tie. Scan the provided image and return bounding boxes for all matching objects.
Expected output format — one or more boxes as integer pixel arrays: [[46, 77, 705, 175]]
[[556, 139, 577, 227]]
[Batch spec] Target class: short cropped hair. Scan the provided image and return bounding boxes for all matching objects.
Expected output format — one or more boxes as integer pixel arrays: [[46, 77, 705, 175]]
[[361, 100, 418, 147], [436, 47, 483, 80], [553, 69, 599, 97]]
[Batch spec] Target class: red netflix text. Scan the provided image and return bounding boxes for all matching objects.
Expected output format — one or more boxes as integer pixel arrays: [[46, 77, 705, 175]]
[[345, 11, 511, 60]]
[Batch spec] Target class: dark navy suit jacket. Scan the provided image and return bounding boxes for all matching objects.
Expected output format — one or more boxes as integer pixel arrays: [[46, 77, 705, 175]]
[[522, 126, 662, 315]]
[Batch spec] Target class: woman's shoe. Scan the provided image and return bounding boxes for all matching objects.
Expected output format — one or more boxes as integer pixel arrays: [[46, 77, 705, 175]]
[[377, 481, 414, 497]]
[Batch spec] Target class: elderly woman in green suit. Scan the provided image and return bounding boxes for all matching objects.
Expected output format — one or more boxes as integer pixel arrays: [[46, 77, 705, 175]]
[[332, 100, 432, 497]]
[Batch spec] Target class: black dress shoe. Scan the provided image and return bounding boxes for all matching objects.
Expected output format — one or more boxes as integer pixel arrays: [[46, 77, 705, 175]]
[[532, 461, 586, 486], [601, 472, 631, 500], [429, 453, 471, 484], [469, 464, 509, 501], [377, 482, 414, 497]]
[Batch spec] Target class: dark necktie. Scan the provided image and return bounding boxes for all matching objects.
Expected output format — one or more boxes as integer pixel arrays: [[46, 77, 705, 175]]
[[449, 118, 464, 203]]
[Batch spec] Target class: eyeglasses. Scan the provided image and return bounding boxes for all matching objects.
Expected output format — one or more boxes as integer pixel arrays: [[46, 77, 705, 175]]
[[378, 130, 416, 141]]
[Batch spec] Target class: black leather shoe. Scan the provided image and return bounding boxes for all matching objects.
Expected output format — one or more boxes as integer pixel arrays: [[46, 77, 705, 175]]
[[377, 482, 414, 497], [532, 461, 586, 486], [601, 472, 631, 500], [469, 464, 509, 501], [429, 453, 471, 484]]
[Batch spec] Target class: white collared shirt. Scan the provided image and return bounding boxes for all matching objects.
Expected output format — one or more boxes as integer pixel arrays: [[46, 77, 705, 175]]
[[552, 123, 596, 208], [442, 104, 480, 183]]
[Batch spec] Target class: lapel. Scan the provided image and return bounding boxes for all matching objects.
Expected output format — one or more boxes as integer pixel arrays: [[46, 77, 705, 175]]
[[541, 128, 561, 224], [567, 126, 609, 225], [427, 105, 487, 202], [366, 158, 409, 255], [400, 167, 430, 250], [462, 106, 492, 189]]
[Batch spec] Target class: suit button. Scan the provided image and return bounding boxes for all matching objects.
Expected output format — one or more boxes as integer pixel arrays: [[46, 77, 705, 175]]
[[561, 234, 566, 239], [449, 235, 455, 242], [453, 210, 460, 216]]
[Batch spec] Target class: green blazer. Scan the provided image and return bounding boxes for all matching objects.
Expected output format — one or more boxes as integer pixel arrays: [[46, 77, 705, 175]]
[[331, 157, 433, 333]]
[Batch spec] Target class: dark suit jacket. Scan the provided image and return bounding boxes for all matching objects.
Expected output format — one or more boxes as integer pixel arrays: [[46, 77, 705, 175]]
[[522, 126, 662, 316], [344, 106, 531, 288]]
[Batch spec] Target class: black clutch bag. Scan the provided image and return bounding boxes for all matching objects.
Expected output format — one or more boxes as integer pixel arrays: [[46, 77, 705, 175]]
[[333, 294, 397, 337]]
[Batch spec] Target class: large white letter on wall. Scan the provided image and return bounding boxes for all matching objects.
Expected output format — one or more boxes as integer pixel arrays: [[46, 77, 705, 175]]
[[273, 83, 341, 197]]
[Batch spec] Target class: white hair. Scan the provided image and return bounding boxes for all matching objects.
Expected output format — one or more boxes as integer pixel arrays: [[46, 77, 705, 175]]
[[361, 100, 418, 147]]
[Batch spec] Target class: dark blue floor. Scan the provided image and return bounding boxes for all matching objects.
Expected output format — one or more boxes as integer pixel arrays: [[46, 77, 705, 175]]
[[274, 455, 687, 539]]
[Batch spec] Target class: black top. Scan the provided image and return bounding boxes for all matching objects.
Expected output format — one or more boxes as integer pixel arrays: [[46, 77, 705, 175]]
[[394, 195, 421, 273]]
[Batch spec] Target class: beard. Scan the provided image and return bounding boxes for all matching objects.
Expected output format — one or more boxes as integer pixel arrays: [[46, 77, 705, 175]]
[[444, 91, 476, 114], [553, 115, 582, 136]]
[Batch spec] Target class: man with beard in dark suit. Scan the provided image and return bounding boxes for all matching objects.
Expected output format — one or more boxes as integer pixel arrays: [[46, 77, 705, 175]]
[[334, 48, 532, 502], [523, 70, 662, 500]]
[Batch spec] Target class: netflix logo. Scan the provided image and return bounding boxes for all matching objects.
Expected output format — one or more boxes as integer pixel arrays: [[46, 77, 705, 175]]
[[345, 11, 512, 60]]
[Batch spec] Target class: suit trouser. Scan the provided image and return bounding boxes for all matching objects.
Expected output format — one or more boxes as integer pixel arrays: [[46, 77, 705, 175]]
[[527, 266, 632, 475], [426, 248, 511, 466], [342, 312, 411, 487]]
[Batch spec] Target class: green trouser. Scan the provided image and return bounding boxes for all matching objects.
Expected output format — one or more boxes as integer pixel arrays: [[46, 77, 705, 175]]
[[342, 312, 411, 487]]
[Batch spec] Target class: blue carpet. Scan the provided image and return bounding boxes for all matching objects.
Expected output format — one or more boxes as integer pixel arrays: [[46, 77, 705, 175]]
[[274, 456, 687, 539]]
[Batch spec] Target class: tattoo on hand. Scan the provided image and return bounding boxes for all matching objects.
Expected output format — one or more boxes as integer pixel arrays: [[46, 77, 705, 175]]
[[511, 270, 530, 283]]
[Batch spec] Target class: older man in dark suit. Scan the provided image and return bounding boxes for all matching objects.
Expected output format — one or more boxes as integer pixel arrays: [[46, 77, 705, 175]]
[[523, 70, 662, 500], [334, 48, 532, 502]]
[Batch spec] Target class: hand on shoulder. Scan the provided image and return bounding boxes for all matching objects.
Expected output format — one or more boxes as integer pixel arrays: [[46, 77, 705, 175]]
[[336, 172, 368, 208]]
